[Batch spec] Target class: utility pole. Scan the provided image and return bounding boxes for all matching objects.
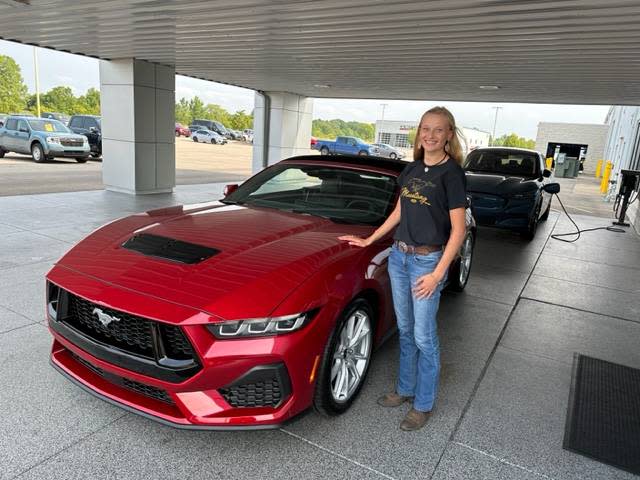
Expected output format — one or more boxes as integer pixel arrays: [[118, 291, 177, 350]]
[[33, 46, 41, 117], [491, 106, 502, 146], [379, 103, 388, 142]]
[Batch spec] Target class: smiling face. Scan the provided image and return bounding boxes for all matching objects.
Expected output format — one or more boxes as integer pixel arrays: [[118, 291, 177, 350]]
[[418, 113, 454, 156]]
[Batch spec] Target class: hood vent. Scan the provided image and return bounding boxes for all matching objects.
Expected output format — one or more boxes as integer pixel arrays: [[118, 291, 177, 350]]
[[122, 233, 219, 264]]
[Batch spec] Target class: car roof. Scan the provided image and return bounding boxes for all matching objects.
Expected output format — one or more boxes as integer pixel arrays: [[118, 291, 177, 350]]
[[280, 154, 409, 174], [471, 146, 540, 154]]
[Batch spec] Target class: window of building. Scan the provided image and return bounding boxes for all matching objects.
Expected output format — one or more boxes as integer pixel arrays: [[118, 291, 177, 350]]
[[379, 132, 392, 144]]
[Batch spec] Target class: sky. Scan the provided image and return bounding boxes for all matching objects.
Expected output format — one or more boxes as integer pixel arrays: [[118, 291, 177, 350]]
[[1, 39, 611, 139]]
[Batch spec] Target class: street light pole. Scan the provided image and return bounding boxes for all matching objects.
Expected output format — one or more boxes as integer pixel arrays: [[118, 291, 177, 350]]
[[33, 46, 41, 117], [379, 103, 388, 142], [491, 106, 502, 146]]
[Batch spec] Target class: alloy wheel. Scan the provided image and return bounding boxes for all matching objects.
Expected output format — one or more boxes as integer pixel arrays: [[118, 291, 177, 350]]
[[330, 309, 372, 403], [459, 233, 474, 286]]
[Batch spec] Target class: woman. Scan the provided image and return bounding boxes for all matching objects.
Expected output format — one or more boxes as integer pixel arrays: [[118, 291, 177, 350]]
[[339, 106, 467, 431]]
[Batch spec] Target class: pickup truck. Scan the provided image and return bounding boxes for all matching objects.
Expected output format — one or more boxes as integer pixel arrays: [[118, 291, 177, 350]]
[[0, 115, 90, 163], [313, 136, 378, 156]]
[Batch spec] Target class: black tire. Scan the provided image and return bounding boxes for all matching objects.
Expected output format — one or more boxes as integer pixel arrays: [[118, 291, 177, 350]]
[[0, 148, 5, 158], [446, 230, 475, 292], [75, 157, 88, 163], [320, 146, 329, 156], [31, 143, 45, 163], [193, 137, 198, 142], [175, 131, 180, 137], [90, 153, 101, 159], [211, 139, 216, 144], [521, 202, 541, 240], [539, 200, 551, 221], [313, 298, 374, 417], [358, 150, 368, 156], [389, 152, 397, 160]]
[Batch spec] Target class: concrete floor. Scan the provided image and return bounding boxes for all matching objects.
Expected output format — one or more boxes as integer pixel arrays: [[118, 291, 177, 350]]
[[1, 184, 639, 479]]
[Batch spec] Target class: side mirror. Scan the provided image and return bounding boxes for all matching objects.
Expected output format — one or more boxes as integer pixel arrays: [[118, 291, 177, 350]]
[[542, 169, 552, 178], [89, 127, 98, 133], [223, 184, 239, 196], [543, 183, 560, 194]]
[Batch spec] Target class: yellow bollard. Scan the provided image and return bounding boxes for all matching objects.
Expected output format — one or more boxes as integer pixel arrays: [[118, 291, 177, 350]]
[[595, 159, 603, 178], [546, 157, 553, 170], [600, 161, 613, 194]]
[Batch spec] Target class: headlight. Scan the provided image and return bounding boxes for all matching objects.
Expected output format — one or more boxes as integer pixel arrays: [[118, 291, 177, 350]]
[[206, 310, 317, 339], [46, 137, 61, 144]]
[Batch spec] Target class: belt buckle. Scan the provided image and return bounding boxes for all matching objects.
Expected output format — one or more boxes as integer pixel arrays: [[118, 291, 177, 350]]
[[396, 240, 413, 254]]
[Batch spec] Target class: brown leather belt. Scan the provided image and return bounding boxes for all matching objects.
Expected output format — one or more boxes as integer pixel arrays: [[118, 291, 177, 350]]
[[394, 240, 442, 255]]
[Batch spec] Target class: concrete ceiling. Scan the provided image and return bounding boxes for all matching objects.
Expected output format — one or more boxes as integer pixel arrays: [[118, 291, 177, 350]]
[[1, 0, 640, 105]]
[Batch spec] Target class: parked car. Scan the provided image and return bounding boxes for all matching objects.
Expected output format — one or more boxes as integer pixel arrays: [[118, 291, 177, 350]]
[[226, 129, 241, 140], [191, 128, 227, 144], [68, 115, 102, 158], [175, 123, 190, 137], [45, 154, 476, 429], [0, 114, 6, 127], [314, 136, 378, 156], [242, 129, 254, 143], [372, 143, 405, 160], [191, 119, 229, 138], [0, 115, 89, 163], [464, 147, 559, 239], [42, 112, 70, 124]]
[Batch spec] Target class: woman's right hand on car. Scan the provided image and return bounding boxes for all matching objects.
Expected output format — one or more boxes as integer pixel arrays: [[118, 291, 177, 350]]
[[338, 235, 371, 248]]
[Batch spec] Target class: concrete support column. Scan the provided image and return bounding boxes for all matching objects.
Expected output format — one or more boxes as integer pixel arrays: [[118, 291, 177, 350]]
[[100, 59, 175, 194], [252, 92, 313, 173]]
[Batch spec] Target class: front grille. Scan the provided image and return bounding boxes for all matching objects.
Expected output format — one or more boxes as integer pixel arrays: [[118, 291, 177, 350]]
[[63, 293, 195, 362], [67, 295, 154, 358], [70, 351, 174, 404], [220, 378, 283, 408], [61, 139, 84, 147]]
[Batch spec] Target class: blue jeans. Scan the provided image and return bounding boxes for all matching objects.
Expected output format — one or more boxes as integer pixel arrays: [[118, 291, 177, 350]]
[[388, 246, 446, 412]]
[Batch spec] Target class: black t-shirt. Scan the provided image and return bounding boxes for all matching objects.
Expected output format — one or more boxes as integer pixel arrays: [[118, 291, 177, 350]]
[[394, 158, 467, 246]]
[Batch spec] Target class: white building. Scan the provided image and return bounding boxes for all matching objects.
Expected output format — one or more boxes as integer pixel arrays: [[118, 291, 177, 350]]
[[603, 106, 640, 232], [535, 122, 609, 174], [374, 120, 490, 155]]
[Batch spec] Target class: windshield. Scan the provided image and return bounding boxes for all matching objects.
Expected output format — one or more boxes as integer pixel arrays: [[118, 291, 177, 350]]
[[464, 149, 539, 177], [27, 119, 70, 133], [224, 164, 398, 225]]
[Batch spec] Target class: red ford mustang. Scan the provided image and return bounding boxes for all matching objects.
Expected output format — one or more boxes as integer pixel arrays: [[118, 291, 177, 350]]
[[46, 155, 476, 429]]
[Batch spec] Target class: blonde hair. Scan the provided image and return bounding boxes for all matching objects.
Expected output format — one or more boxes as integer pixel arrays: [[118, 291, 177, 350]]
[[413, 106, 465, 165]]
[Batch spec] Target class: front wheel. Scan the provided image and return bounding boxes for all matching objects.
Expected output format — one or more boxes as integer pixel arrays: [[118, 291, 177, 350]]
[[0, 148, 5, 158], [389, 152, 397, 160], [75, 157, 88, 163], [320, 146, 329, 155], [193, 137, 198, 142], [31, 143, 45, 163], [522, 202, 541, 240], [313, 298, 374, 416], [447, 230, 475, 292], [211, 138, 216, 144], [358, 150, 368, 156]]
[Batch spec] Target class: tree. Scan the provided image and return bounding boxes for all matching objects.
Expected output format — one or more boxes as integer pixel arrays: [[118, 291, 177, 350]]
[[76, 88, 100, 114], [229, 109, 253, 130], [312, 119, 375, 143], [189, 97, 206, 122], [39, 86, 77, 114], [175, 97, 191, 125], [493, 133, 535, 149], [0, 55, 29, 113]]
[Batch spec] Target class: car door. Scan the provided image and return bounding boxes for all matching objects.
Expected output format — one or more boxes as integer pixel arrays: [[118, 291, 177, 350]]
[[15, 120, 31, 153], [84, 117, 100, 146], [2, 118, 19, 150]]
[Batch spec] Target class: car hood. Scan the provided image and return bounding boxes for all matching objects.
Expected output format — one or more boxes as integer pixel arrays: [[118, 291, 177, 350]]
[[55, 203, 367, 320], [36, 132, 86, 140], [465, 171, 537, 195]]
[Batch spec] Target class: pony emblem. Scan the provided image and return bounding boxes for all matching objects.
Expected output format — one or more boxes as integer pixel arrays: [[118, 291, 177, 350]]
[[92, 307, 120, 327]]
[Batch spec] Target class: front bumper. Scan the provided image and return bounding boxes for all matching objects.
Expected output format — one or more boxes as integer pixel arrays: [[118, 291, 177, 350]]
[[46, 143, 90, 157], [46, 269, 328, 429]]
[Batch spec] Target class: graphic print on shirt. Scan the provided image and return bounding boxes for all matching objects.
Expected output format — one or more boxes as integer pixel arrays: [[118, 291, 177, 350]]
[[401, 177, 436, 205]]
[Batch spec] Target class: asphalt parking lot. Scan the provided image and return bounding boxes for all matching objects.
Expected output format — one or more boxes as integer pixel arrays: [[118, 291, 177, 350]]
[[0, 137, 257, 196], [1, 182, 639, 479]]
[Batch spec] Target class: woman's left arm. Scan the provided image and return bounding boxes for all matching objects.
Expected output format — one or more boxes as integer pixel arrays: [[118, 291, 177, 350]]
[[413, 207, 466, 299]]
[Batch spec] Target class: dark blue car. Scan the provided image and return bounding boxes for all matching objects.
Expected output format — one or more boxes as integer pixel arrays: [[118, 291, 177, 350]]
[[464, 147, 558, 239]]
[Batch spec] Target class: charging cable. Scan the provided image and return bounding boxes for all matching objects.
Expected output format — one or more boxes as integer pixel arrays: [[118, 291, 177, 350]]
[[550, 193, 626, 243]]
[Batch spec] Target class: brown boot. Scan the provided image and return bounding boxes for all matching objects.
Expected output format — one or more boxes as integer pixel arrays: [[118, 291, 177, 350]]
[[377, 392, 413, 407], [400, 408, 431, 431]]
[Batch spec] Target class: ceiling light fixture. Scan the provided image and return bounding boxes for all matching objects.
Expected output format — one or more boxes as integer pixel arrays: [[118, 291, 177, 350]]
[[314, 84, 331, 89], [479, 85, 500, 90]]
